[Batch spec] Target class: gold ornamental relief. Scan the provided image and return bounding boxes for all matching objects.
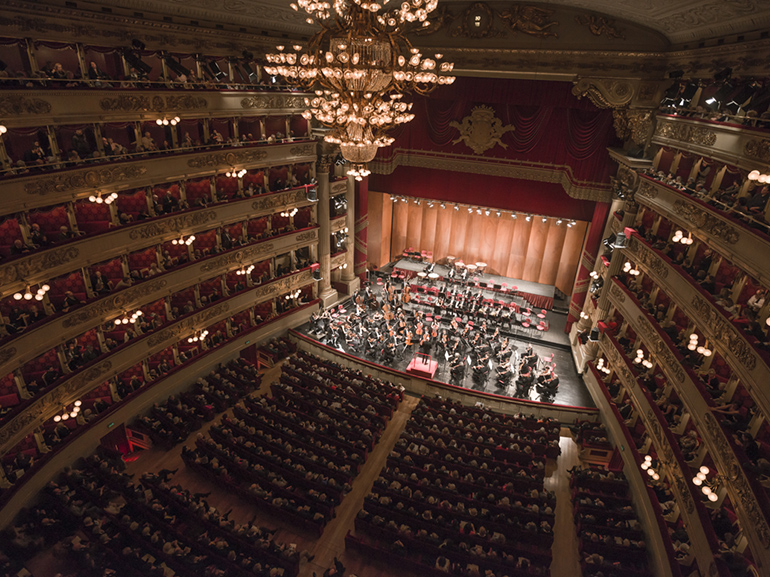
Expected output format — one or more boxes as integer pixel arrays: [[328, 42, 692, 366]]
[[575, 14, 625, 39], [0, 95, 52, 116], [450, 106, 515, 155]]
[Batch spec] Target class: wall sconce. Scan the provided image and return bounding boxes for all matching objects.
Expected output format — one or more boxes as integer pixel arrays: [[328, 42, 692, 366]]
[[580, 311, 591, 320], [748, 170, 770, 184], [53, 400, 81, 422], [672, 230, 694, 245], [236, 265, 255, 276], [596, 357, 611, 374], [623, 261, 641, 276], [171, 235, 196, 246], [634, 349, 653, 369], [225, 167, 247, 178], [156, 116, 181, 126], [187, 329, 209, 343], [284, 289, 301, 301], [0, 124, 6, 135], [280, 208, 299, 218], [641, 455, 661, 481], [348, 165, 370, 181], [692, 465, 720, 502], [113, 309, 143, 325], [687, 333, 712, 356], [14, 283, 50, 301], [88, 191, 118, 204]]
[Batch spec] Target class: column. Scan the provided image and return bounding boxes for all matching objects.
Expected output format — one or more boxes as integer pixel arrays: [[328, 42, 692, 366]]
[[340, 175, 360, 295], [597, 199, 639, 316], [354, 176, 369, 282], [317, 158, 338, 307]]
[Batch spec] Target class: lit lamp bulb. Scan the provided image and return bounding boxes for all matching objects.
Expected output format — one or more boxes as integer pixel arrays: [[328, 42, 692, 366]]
[[692, 475, 702, 486], [749, 170, 761, 181], [54, 415, 61, 422], [641, 462, 649, 470], [156, 119, 163, 125], [652, 473, 660, 481], [708, 492, 718, 502], [700, 466, 710, 475]]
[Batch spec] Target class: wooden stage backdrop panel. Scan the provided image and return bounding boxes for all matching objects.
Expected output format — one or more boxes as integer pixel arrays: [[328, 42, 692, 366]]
[[374, 192, 587, 296]]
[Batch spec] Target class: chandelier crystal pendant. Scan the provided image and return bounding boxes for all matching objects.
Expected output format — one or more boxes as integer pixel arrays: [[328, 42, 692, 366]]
[[265, 0, 455, 180]]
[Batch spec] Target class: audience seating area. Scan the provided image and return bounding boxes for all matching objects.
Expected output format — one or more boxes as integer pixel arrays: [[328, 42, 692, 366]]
[[347, 396, 560, 577], [183, 351, 404, 535]]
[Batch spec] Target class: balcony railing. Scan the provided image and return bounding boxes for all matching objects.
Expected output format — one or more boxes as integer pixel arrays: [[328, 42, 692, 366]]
[[0, 139, 317, 215], [0, 267, 315, 458], [0, 88, 312, 129], [607, 279, 770, 564], [622, 231, 770, 423], [597, 336, 725, 576], [652, 114, 770, 174], [0, 185, 318, 295], [0, 226, 318, 379], [636, 174, 770, 288]]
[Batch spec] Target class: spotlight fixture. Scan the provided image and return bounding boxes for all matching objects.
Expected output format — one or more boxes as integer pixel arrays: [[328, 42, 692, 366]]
[[467, 207, 473, 214], [454, 205, 459, 211], [114, 309, 143, 325], [88, 191, 119, 205], [495, 211, 501, 217], [511, 213, 517, 219], [556, 219, 562, 225], [171, 235, 196, 246], [541, 217, 547, 223], [440, 203, 446, 209], [525, 215, 532, 222], [484, 210, 490, 216]]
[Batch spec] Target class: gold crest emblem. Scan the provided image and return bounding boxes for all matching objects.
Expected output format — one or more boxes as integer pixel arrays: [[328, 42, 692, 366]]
[[450, 105, 515, 155]]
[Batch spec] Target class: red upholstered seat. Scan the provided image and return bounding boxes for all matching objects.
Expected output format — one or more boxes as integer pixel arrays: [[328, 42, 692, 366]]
[[74, 200, 112, 234], [0, 217, 23, 258]]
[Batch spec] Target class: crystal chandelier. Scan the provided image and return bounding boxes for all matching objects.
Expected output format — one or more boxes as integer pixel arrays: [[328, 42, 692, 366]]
[[265, 0, 455, 180]]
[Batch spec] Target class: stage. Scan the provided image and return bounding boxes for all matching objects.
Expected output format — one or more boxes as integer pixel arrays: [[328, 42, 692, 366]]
[[392, 259, 555, 310], [296, 276, 595, 408]]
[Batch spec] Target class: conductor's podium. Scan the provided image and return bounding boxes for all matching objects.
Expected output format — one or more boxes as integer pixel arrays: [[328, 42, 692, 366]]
[[406, 352, 438, 379]]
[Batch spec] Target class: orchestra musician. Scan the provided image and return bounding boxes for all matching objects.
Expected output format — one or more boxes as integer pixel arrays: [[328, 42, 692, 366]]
[[402, 283, 411, 304], [450, 353, 465, 381]]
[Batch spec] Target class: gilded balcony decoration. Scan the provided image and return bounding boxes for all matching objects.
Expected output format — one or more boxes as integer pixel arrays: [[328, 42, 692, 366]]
[[0, 227, 318, 379], [607, 281, 770, 557], [24, 165, 150, 197], [0, 94, 52, 116], [0, 268, 315, 457]]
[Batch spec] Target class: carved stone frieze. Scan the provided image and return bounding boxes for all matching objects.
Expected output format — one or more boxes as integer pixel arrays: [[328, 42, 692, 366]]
[[0, 95, 52, 116], [636, 179, 659, 200], [24, 165, 149, 196], [251, 189, 308, 213], [240, 95, 307, 109], [251, 269, 313, 301], [608, 282, 626, 303], [0, 360, 113, 452], [635, 315, 686, 384], [146, 303, 230, 348], [702, 412, 770, 547], [129, 211, 217, 240], [0, 246, 80, 285], [744, 138, 770, 164], [572, 78, 634, 109], [497, 5, 559, 38], [672, 200, 740, 244], [450, 105, 515, 155], [289, 144, 315, 157], [99, 94, 207, 112], [187, 149, 267, 169], [690, 295, 757, 371], [602, 341, 635, 386], [655, 120, 717, 147], [199, 243, 276, 273], [330, 253, 347, 270], [294, 230, 319, 243], [612, 109, 654, 145], [626, 236, 669, 280], [330, 181, 347, 195], [62, 279, 168, 329], [0, 347, 17, 366], [576, 14, 625, 39]]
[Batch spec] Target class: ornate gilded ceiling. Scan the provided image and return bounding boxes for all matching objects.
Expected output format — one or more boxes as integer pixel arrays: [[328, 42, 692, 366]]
[[52, 0, 770, 45]]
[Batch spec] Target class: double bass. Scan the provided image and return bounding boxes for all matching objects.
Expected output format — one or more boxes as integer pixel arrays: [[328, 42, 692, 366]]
[[382, 302, 394, 321], [402, 284, 411, 304]]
